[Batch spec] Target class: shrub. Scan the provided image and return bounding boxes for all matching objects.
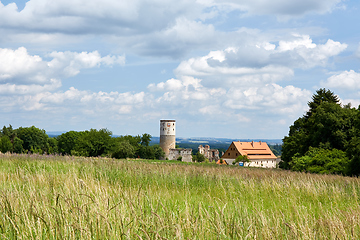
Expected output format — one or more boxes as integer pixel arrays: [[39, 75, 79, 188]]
[[233, 155, 249, 165], [290, 147, 350, 175]]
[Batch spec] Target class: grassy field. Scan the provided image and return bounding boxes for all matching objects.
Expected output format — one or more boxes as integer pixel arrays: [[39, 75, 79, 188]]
[[0, 153, 359, 239]]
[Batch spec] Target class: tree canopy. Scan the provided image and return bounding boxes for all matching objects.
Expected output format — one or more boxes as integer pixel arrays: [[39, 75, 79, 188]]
[[281, 88, 360, 175], [0, 126, 164, 160]]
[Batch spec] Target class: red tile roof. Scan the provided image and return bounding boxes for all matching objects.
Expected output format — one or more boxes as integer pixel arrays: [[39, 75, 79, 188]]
[[222, 141, 277, 160]]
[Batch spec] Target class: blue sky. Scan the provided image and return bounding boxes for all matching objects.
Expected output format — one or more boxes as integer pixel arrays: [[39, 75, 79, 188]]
[[0, 0, 359, 139]]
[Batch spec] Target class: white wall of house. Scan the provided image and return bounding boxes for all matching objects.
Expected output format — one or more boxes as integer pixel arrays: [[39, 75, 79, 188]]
[[244, 159, 277, 168], [225, 158, 279, 168]]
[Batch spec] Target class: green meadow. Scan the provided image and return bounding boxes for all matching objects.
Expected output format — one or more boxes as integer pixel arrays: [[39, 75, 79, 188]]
[[0, 153, 359, 239]]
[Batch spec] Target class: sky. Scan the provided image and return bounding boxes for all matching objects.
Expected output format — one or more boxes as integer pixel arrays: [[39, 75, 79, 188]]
[[0, 0, 359, 139]]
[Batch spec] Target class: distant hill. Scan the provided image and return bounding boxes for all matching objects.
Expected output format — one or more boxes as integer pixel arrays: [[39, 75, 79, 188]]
[[47, 132, 282, 146], [150, 137, 282, 145]]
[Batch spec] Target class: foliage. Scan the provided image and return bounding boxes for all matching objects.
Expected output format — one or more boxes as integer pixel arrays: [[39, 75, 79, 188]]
[[1, 125, 163, 160], [16, 126, 50, 153], [233, 154, 249, 165], [140, 133, 151, 146], [57, 131, 84, 155], [281, 88, 359, 175], [192, 152, 205, 162], [306, 88, 340, 119], [114, 134, 164, 159], [0, 136, 12, 153], [1, 125, 15, 141], [73, 128, 114, 157], [111, 140, 135, 159], [12, 137, 24, 153], [269, 144, 282, 156], [177, 155, 182, 161], [290, 147, 350, 175], [47, 137, 58, 154]]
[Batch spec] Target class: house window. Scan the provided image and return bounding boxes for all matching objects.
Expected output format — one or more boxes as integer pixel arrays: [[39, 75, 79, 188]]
[[236, 153, 238, 156], [228, 153, 230, 156]]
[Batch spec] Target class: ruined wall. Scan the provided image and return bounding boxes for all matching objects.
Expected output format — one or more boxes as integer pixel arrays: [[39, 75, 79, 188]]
[[198, 145, 219, 162], [168, 148, 193, 162]]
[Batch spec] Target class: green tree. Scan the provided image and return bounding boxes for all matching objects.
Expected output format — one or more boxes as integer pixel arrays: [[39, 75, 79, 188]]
[[0, 136, 13, 153], [152, 145, 165, 159], [112, 140, 135, 159], [1, 125, 15, 141], [13, 137, 24, 153], [74, 129, 114, 157], [117, 135, 141, 155], [47, 137, 58, 154], [281, 89, 356, 170], [290, 147, 349, 175], [16, 126, 49, 153], [306, 88, 340, 119], [233, 155, 249, 165], [57, 131, 84, 155], [194, 152, 205, 162], [140, 133, 151, 146], [345, 108, 360, 176]]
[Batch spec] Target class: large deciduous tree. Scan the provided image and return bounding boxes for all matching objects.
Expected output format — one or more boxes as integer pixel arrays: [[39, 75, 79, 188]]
[[57, 131, 84, 155], [16, 126, 50, 153], [281, 88, 359, 175]]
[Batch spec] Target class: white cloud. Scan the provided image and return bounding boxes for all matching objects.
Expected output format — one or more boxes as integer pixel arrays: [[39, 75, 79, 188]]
[[47, 50, 125, 77], [0, 86, 148, 114], [223, 84, 311, 113], [0, 0, 341, 35], [114, 17, 217, 58], [0, 79, 61, 95], [174, 35, 346, 91], [0, 0, 346, 59], [322, 70, 360, 90], [0, 47, 48, 84], [340, 99, 360, 108], [0, 47, 125, 88]]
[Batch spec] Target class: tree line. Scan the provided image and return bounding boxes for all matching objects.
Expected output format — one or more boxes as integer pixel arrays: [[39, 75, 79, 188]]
[[0, 126, 164, 159], [281, 88, 360, 176]]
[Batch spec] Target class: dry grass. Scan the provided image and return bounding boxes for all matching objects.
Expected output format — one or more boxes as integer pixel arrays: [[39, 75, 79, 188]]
[[0, 153, 359, 239]]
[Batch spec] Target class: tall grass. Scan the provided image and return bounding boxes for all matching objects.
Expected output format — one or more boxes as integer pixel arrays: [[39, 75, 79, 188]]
[[0, 153, 359, 239]]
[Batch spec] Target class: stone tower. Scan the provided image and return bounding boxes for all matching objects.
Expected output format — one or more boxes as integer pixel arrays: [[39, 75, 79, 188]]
[[160, 120, 176, 158]]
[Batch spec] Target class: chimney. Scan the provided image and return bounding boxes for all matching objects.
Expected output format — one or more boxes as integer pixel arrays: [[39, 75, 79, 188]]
[[251, 141, 254, 147]]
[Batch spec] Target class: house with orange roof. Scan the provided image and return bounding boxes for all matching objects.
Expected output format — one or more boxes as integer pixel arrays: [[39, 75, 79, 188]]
[[221, 141, 279, 168]]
